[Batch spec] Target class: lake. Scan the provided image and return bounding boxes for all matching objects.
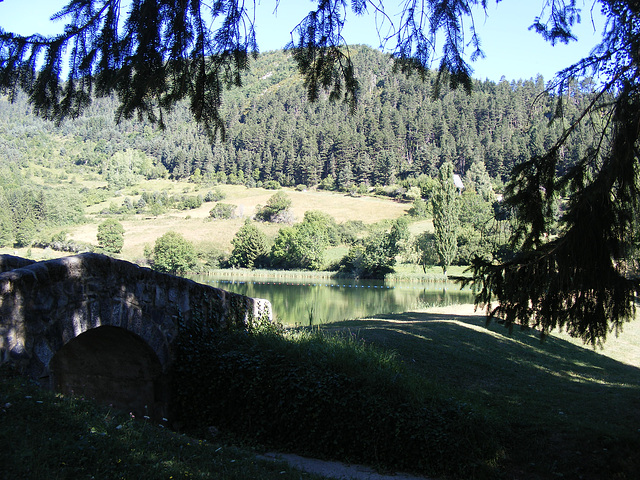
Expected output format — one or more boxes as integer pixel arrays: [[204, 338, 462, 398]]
[[190, 273, 474, 325]]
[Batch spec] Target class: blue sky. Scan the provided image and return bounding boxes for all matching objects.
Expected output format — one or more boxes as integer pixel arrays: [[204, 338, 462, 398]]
[[1, 0, 605, 83]]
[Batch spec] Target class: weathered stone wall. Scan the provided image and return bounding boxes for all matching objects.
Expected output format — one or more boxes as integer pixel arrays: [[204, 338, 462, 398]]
[[0, 254, 35, 273], [0, 253, 272, 420]]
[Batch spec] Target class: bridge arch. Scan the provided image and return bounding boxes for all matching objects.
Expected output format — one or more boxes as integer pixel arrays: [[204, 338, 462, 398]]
[[51, 326, 168, 420], [0, 253, 272, 421]]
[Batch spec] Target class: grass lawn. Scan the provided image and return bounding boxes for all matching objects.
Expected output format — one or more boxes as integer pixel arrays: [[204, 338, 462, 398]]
[[1, 303, 639, 479], [323, 304, 640, 479]]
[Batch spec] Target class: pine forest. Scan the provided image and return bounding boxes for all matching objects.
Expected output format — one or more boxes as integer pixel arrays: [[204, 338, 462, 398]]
[[0, 46, 604, 272]]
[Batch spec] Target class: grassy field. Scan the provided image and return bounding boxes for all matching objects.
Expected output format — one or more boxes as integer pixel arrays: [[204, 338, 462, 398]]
[[70, 184, 412, 260], [324, 304, 640, 479]]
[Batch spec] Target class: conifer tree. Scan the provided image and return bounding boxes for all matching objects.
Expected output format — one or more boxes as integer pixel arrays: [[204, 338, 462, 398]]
[[230, 220, 268, 269], [432, 161, 459, 276], [0, 189, 14, 248]]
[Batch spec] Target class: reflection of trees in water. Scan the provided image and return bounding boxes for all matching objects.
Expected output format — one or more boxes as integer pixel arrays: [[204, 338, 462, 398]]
[[195, 276, 473, 325], [416, 287, 471, 307]]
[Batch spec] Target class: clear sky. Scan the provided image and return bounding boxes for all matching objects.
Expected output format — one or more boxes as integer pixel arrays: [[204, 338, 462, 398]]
[[0, 0, 605, 83]]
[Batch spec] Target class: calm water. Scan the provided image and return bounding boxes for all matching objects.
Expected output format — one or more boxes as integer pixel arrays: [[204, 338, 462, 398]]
[[190, 273, 474, 325]]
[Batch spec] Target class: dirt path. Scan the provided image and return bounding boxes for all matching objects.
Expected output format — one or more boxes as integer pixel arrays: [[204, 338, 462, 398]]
[[260, 452, 431, 480]]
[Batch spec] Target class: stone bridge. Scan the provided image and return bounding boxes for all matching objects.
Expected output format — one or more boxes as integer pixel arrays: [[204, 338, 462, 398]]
[[0, 253, 272, 422]]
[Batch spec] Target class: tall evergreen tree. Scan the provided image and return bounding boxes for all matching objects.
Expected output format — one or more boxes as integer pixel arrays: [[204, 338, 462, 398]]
[[432, 162, 459, 276], [0, 189, 14, 248]]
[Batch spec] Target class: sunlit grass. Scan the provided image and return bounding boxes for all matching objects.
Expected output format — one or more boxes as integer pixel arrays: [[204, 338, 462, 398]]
[[68, 185, 410, 260]]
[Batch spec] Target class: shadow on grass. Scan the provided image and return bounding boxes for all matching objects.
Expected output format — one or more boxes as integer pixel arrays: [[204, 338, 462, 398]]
[[323, 310, 640, 479]]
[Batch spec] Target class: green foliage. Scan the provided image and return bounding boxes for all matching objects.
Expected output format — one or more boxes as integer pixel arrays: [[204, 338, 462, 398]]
[[96, 219, 125, 254], [102, 150, 149, 190], [32, 232, 92, 253], [408, 198, 429, 217], [459, 190, 494, 231], [1, 0, 636, 343], [466, 160, 494, 202], [14, 217, 36, 248], [0, 367, 313, 480], [263, 180, 282, 190], [456, 225, 492, 265], [255, 191, 293, 223], [172, 320, 498, 478], [135, 197, 147, 213], [432, 162, 460, 276], [388, 217, 411, 258], [177, 195, 203, 210], [209, 203, 237, 220], [336, 219, 367, 245], [0, 189, 14, 247], [0, 48, 601, 192], [270, 222, 326, 271], [300, 210, 342, 246], [414, 231, 439, 273], [203, 187, 225, 202], [229, 221, 268, 269], [341, 219, 408, 278], [151, 231, 197, 275]]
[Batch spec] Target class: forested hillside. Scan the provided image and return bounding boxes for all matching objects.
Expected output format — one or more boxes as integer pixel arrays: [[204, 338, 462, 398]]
[[0, 46, 602, 257], [2, 46, 600, 186]]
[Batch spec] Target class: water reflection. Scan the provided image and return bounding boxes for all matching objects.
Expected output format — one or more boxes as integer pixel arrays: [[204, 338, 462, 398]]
[[190, 274, 474, 325]]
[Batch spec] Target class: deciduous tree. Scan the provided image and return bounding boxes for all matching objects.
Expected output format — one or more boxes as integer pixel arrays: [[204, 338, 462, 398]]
[[414, 231, 439, 274], [151, 231, 197, 275], [96, 218, 124, 254]]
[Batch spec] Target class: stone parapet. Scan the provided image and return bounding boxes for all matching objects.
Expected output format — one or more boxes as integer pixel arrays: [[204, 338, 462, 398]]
[[0, 253, 272, 419]]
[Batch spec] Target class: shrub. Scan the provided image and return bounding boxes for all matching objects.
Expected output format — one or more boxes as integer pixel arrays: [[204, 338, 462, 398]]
[[178, 195, 203, 210], [204, 188, 226, 202], [209, 203, 236, 219], [255, 191, 292, 223], [263, 180, 281, 190], [408, 198, 429, 217]]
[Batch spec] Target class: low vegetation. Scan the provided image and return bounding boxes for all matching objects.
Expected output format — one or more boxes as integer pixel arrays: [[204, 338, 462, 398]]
[[3, 306, 639, 479], [0, 365, 323, 480], [172, 316, 500, 479]]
